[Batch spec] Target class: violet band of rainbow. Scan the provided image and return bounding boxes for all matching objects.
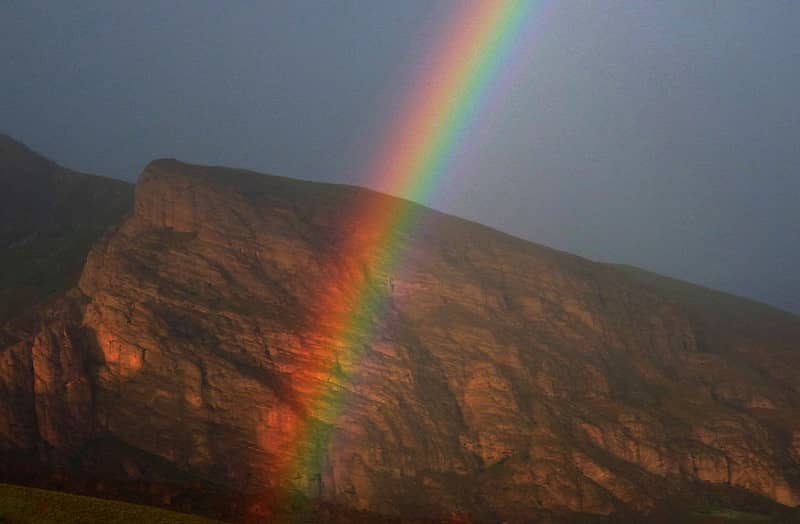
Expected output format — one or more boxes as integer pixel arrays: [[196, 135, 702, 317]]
[[278, 0, 537, 494]]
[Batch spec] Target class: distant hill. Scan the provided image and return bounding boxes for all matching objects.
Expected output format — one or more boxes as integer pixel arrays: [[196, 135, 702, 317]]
[[0, 134, 133, 324]]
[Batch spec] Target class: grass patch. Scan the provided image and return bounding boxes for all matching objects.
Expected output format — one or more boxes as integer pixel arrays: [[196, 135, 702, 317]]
[[691, 506, 774, 521], [0, 484, 221, 524]]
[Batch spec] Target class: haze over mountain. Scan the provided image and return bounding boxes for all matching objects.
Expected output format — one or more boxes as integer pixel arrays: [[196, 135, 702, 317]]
[[2, 2, 799, 314], [1, 138, 798, 523]]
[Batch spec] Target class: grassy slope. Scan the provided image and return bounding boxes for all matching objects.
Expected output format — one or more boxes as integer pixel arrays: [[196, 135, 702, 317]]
[[0, 483, 796, 524], [0, 484, 221, 524]]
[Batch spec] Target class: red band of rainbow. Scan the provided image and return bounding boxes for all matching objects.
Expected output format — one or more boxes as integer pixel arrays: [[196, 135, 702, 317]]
[[273, 0, 537, 505]]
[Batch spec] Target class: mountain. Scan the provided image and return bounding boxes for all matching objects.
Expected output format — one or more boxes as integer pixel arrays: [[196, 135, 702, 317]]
[[1, 143, 799, 523], [0, 134, 133, 324]]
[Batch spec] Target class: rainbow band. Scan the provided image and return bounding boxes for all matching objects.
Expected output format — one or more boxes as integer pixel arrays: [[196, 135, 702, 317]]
[[277, 0, 536, 505], [376, 1, 533, 203]]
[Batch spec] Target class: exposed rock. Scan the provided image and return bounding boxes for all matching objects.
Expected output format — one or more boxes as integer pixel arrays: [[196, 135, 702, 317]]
[[1, 157, 799, 522]]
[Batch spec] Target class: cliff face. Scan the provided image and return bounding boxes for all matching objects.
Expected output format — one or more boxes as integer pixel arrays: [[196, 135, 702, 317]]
[[1, 158, 799, 522]]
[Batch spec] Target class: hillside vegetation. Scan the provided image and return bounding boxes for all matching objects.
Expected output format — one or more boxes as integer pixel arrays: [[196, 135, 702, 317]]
[[0, 484, 220, 523]]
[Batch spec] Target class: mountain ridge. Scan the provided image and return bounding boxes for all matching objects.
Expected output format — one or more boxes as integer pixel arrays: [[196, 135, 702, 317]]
[[1, 141, 799, 523]]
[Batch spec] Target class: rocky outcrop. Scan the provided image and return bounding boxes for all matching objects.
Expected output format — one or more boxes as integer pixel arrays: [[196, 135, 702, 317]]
[[1, 158, 799, 522]]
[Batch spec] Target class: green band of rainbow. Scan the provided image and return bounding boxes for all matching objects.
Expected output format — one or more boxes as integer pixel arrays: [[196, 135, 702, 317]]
[[274, 0, 537, 506]]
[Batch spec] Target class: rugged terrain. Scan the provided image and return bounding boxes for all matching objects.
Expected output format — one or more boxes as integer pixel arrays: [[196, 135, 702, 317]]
[[1, 141, 799, 523]]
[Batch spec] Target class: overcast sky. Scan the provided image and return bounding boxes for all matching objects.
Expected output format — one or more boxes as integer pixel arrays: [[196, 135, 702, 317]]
[[2, 1, 799, 314]]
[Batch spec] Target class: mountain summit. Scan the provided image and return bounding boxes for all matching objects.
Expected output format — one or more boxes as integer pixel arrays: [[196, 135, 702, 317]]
[[1, 146, 799, 523]]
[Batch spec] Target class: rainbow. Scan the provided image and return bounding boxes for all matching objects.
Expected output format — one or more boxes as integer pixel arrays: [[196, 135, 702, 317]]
[[274, 0, 537, 509]]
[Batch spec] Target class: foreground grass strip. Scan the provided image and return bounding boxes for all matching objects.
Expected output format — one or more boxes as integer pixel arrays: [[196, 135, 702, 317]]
[[691, 506, 774, 521], [0, 484, 221, 524]]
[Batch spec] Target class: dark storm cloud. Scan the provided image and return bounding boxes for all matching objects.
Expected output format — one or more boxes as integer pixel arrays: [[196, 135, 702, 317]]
[[1, 1, 798, 313]]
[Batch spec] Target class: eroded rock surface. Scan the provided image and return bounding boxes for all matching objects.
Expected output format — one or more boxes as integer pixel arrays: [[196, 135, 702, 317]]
[[2, 159, 799, 522]]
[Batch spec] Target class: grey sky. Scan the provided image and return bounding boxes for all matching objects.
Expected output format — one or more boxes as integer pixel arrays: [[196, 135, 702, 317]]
[[2, 1, 799, 313]]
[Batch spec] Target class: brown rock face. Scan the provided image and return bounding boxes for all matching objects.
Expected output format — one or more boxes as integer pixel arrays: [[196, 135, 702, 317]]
[[2, 159, 800, 522]]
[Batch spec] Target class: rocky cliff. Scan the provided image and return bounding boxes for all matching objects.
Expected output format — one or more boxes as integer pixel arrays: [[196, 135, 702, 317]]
[[1, 157, 799, 523]]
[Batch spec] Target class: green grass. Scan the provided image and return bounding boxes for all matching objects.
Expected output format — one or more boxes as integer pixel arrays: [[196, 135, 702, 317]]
[[691, 506, 774, 521], [0, 484, 221, 524]]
